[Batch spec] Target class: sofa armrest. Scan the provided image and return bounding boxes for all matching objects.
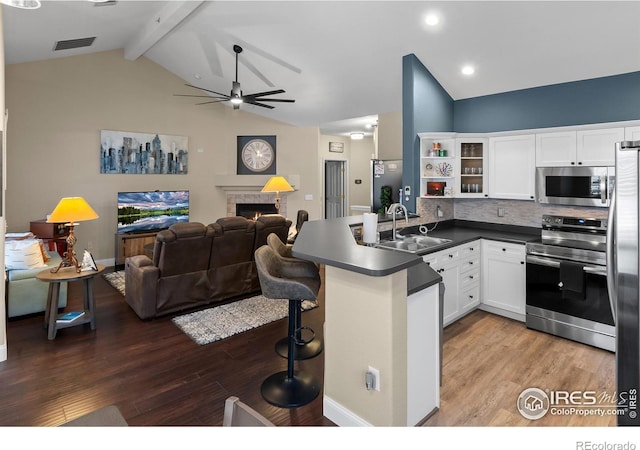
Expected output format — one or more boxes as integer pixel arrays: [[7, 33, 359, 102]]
[[124, 255, 160, 320]]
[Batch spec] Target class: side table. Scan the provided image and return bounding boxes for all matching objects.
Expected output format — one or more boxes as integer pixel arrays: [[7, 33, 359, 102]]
[[37, 264, 106, 340]]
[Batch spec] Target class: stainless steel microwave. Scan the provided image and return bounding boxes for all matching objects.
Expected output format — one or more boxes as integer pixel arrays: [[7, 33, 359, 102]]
[[536, 166, 615, 207]]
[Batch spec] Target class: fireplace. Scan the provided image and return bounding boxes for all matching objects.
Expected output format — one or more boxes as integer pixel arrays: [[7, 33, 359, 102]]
[[236, 203, 278, 220], [226, 192, 287, 218]]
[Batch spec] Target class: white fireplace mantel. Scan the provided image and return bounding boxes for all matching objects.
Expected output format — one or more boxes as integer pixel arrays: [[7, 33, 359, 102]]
[[214, 174, 300, 191]]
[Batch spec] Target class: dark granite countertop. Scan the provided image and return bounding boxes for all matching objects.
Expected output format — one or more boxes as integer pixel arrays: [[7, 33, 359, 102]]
[[292, 216, 541, 296]]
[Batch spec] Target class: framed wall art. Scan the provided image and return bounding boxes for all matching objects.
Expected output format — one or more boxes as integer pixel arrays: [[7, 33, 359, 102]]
[[100, 130, 189, 174], [329, 142, 344, 153]]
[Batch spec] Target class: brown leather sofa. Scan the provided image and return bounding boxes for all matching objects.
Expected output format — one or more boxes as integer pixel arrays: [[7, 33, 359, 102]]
[[124, 214, 292, 320]]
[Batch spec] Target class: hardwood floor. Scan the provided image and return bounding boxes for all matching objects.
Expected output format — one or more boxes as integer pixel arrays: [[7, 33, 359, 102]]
[[0, 266, 616, 428]]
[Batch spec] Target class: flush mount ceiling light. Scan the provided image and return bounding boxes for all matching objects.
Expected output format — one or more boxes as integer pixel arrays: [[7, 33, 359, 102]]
[[461, 65, 475, 76], [351, 132, 364, 140], [1, 0, 41, 9]]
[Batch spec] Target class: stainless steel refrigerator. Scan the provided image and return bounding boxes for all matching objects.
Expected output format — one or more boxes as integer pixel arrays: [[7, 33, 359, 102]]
[[371, 159, 403, 214], [608, 140, 640, 426]]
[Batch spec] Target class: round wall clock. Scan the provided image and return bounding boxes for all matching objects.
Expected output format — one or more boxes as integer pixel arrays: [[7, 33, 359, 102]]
[[237, 135, 277, 175]]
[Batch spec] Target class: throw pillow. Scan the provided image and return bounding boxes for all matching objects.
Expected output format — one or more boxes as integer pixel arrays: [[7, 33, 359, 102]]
[[5, 239, 46, 270]]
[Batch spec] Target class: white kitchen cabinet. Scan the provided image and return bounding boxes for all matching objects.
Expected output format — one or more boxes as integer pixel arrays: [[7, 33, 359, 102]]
[[418, 133, 456, 198], [481, 240, 526, 322], [625, 126, 640, 141], [488, 134, 536, 200], [576, 127, 624, 167], [423, 240, 480, 326], [536, 128, 623, 167], [535, 131, 577, 167], [456, 137, 489, 198]]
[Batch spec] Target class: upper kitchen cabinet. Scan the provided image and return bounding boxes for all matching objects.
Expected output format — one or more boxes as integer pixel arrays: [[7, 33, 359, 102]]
[[418, 133, 456, 198], [456, 137, 488, 198], [576, 128, 624, 166], [626, 126, 640, 141], [488, 134, 536, 201], [536, 128, 624, 167]]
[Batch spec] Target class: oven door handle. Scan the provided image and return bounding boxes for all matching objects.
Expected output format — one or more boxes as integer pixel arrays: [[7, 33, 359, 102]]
[[601, 174, 608, 205], [526, 255, 606, 276]]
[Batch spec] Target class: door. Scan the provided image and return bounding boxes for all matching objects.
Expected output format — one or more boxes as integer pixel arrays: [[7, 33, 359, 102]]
[[325, 160, 346, 219]]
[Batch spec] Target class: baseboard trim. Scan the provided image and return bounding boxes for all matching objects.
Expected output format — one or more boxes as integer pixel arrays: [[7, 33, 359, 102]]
[[478, 304, 525, 323], [323, 395, 373, 427], [0, 342, 7, 362]]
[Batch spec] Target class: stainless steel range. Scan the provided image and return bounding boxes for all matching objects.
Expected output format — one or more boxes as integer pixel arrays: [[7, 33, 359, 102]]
[[525, 214, 615, 352]]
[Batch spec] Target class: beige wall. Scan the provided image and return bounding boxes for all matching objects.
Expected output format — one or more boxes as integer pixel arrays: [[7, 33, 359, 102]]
[[377, 110, 402, 160], [5, 50, 321, 262]]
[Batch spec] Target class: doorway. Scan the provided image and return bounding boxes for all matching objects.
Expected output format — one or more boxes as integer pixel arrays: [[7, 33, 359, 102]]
[[324, 160, 346, 219]]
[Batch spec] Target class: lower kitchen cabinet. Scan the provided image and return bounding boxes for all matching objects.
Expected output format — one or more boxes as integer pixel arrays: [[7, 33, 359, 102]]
[[424, 240, 481, 326], [480, 240, 526, 321]]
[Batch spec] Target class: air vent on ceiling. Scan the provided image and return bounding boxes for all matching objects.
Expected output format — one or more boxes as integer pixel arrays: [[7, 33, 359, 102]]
[[53, 37, 96, 51]]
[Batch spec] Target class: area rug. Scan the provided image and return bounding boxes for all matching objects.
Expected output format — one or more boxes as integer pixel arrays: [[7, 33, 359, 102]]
[[103, 270, 126, 296], [102, 270, 318, 345], [172, 296, 318, 345]]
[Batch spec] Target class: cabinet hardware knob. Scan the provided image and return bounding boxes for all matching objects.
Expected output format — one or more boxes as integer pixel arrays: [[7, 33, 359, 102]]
[[449, 254, 453, 258], [470, 247, 474, 251], [578, 162, 583, 165], [521, 261, 525, 264], [558, 281, 564, 288], [502, 248, 506, 251], [571, 162, 575, 165], [469, 275, 474, 279], [469, 261, 474, 265], [469, 295, 474, 299]]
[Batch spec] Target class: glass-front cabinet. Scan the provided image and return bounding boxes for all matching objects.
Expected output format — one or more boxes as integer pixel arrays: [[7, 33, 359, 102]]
[[456, 137, 488, 198]]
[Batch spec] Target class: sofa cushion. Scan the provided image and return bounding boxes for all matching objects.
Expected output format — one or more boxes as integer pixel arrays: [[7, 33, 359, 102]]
[[155, 222, 215, 277], [7, 251, 62, 281], [5, 239, 46, 270]]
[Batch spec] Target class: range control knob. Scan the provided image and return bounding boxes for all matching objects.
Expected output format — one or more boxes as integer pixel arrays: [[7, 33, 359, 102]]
[[555, 218, 562, 224]]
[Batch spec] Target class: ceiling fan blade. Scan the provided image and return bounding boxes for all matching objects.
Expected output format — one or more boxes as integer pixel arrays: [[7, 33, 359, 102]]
[[184, 83, 230, 98], [196, 99, 230, 105], [244, 89, 285, 98], [174, 94, 229, 100], [250, 98, 295, 103], [243, 98, 275, 109]]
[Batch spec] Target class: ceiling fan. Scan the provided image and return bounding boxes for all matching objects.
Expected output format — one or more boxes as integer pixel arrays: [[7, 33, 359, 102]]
[[175, 45, 295, 110]]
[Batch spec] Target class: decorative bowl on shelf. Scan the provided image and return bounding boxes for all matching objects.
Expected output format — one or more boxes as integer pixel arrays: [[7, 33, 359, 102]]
[[435, 162, 453, 177]]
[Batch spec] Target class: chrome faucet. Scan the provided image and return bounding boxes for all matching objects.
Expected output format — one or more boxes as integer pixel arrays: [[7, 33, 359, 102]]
[[386, 203, 408, 240]]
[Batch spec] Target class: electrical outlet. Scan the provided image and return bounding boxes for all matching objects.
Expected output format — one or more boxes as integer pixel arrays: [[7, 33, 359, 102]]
[[498, 207, 505, 217], [437, 205, 444, 218], [366, 366, 380, 391]]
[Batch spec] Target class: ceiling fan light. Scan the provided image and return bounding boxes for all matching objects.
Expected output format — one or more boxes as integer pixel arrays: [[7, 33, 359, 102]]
[[230, 96, 243, 105]]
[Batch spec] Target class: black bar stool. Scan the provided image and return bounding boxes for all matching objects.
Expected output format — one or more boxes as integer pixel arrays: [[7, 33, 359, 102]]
[[254, 245, 321, 408], [267, 233, 323, 360]]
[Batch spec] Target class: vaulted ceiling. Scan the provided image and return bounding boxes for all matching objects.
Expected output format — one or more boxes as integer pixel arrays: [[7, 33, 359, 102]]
[[3, 1, 639, 137]]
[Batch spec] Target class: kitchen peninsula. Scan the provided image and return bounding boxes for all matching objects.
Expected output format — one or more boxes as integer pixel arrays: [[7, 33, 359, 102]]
[[292, 215, 442, 427]]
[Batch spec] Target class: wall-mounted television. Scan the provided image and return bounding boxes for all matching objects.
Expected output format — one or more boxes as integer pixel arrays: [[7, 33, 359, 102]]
[[117, 190, 189, 234]]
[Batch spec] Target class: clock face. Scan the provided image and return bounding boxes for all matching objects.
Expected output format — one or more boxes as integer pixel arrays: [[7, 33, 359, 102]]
[[241, 139, 274, 172]]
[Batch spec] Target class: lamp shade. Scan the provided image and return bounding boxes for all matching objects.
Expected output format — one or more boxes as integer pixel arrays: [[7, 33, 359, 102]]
[[261, 176, 294, 193], [47, 197, 99, 224]]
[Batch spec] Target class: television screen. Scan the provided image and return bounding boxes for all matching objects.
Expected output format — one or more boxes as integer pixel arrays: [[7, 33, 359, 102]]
[[117, 190, 189, 234]]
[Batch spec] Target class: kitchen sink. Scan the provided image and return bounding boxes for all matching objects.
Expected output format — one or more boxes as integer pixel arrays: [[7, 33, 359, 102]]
[[375, 234, 452, 254]]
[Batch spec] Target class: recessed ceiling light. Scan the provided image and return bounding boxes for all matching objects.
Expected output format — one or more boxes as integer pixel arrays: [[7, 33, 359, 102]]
[[461, 65, 475, 76], [350, 132, 364, 140], [425, 14, 439, 26]]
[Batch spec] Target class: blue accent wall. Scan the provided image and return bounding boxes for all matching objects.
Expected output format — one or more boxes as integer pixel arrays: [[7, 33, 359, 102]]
[[453, 71, 640, 133], [402, 54, 454, 212]]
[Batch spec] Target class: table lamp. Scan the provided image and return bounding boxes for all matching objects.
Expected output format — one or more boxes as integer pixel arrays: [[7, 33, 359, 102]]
[[261, 176, 294, 213], [47, 197, 99, 273]]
